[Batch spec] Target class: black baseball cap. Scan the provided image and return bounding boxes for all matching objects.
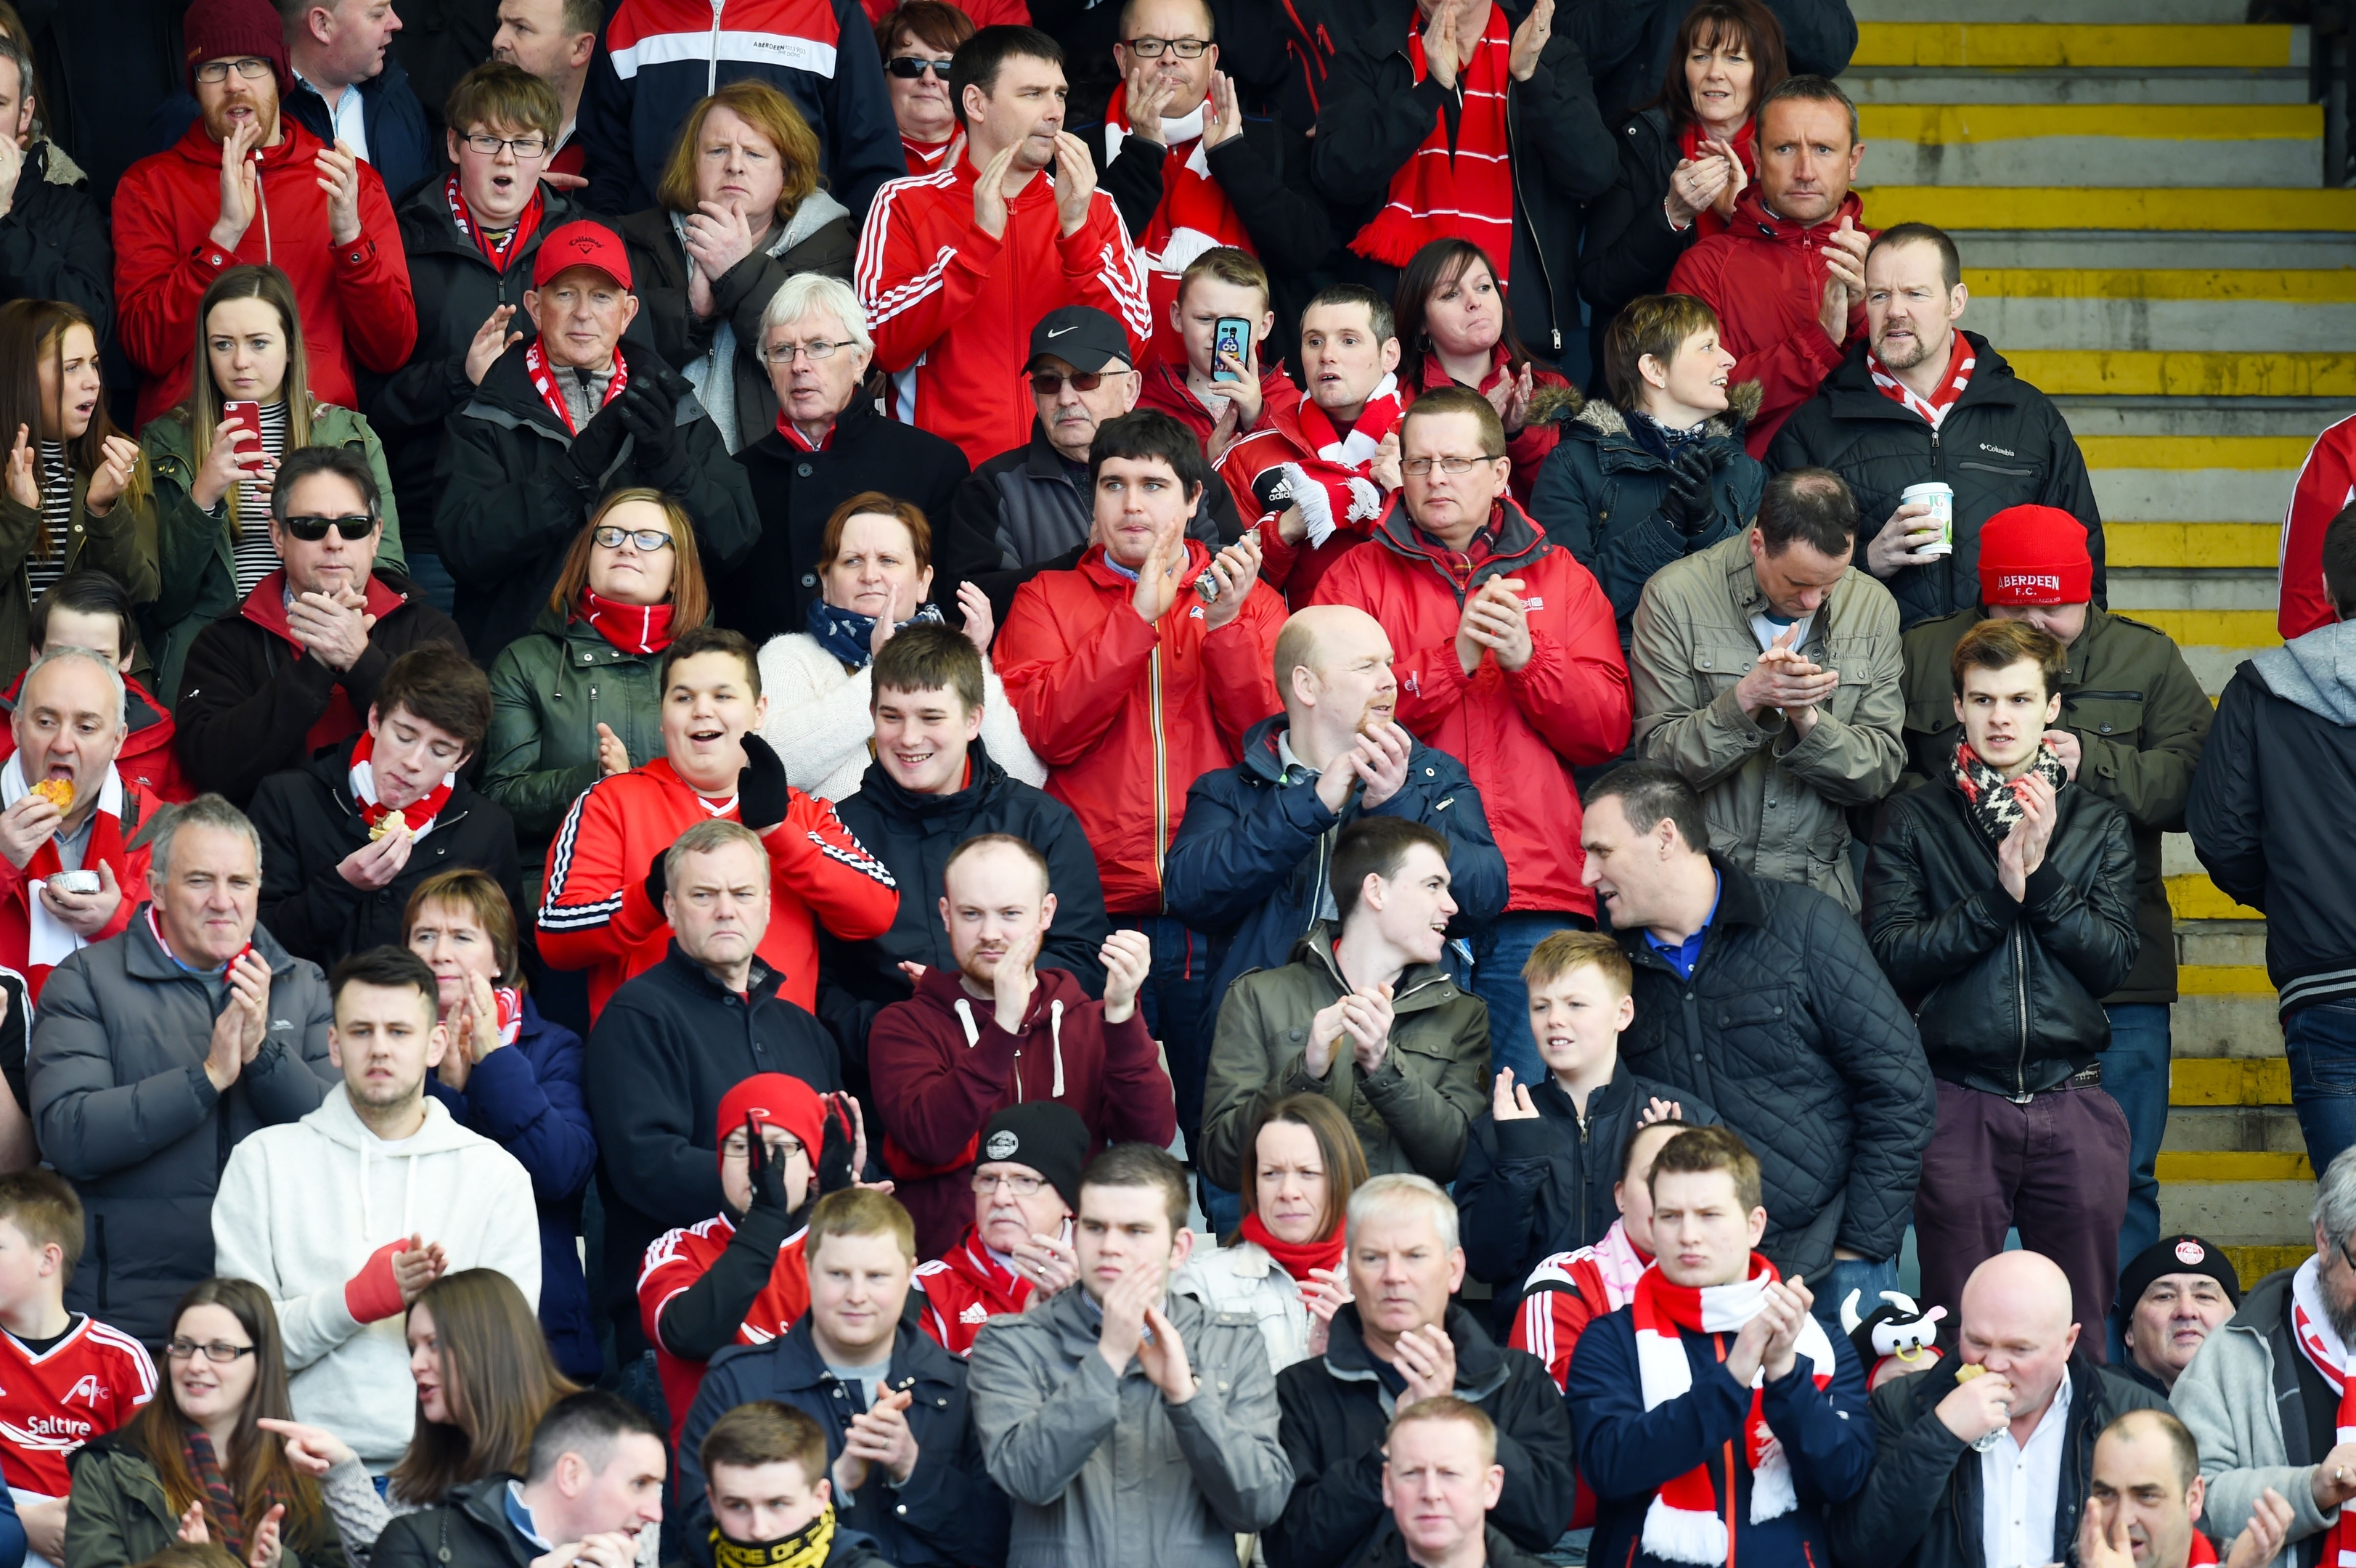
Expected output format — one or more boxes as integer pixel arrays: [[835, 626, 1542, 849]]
[[1026, 306, 1133, 375]]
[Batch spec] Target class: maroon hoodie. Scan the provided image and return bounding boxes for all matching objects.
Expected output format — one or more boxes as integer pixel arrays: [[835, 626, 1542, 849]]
[[868, 964, 1177, 1257]]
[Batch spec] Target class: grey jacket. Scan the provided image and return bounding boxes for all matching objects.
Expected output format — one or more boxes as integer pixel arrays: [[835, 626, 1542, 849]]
[[28, 914, 338, 1343], [966, 1281, 1292, 1567], [2174, 1265, 2336, 1568], [1629, 528, 1907, 910]]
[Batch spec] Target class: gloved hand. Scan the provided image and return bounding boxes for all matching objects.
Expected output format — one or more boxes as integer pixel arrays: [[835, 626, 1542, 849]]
[[1659, 446, 1718, 537], [643, 851, 667, 917], [616, 378, 686, 486], [817, 1097, 855, 1193], [743, 1112, 794, 1216], [566, 400, 629, 487], [737, 734, 789, 833]]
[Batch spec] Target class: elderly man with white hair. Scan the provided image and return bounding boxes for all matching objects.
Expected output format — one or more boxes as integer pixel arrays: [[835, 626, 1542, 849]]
[[1270, 1172, 1576, 1568], [729, 271, 974, 645]]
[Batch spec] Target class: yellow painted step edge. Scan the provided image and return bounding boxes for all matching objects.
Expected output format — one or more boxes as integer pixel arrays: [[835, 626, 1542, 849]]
[[2172, 1057, 2291, 1106], [2107, 524, 2279, 571], [2168, 874, 2266, 922], [1859, 187, 2356, 232], [2078, 436, 2317, 470], [2156, 1151, 2312, 1182], [2008, 351, 2356, 399], [2132, 610, 2281, 650], [1968, 269, 2356, 304], [1851, 22, 2296, 70], [2222, 1245, 2312, 1284], [1861, 104, 2318, 144], [2177, 965, 2278, 996]]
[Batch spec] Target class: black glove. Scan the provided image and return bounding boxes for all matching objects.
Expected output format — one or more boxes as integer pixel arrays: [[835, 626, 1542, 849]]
[[616, 379, 685, 484], [744, 1111, 794, 1215], [1659, 446, 1717, 537], [566, 400, 629, 487], [817, 1097, 855, 1193], [643, 851, 667, 915], [736, 733, 789, 833]]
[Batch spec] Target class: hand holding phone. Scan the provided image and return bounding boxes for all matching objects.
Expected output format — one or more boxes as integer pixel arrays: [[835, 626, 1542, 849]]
[[1212, 317, 1250, 383], [221, 401, 268, 471]]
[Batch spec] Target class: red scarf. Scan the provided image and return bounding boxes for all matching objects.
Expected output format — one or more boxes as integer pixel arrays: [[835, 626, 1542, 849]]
[[2188, 1530, 2219, 1566], [526, 338, 630, 436], [1281, 375, 1407, 545], [2292, 1255, 2356, 1568], [1674, 118, 1757, 240], [1631, 1252, 1838, 1563], [1104, 85, 1258, 368], [492, 986, 525, 1046], [1239, 1212, 1345, 1282], [8, 756, 128, 991], [578, 587, 675, 655], [147, 904, 253, 978], [444, 172, 545, 269], [902, 131, 958, 176], [1350, 3, 1514, 279], [348, 730, 455, 837], [775, 411, 836, 452], [1867, 328, 1975, 430]]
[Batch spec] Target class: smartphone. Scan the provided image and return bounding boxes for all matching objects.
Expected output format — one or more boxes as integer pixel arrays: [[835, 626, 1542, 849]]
[[1212, 317, 1251, 382], [221, 400, 268, 470]]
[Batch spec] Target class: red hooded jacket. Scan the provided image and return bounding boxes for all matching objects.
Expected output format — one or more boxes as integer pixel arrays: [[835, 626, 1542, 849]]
[[1310, 495, 1631, 917], [2280, 412, 2356, 639], [113, 116, 417, 428], [0, 773, 159, 1000], [1665, 187, 1870, 460], [1409, 347, 1571, 507], [0, 671, 192, 804], [996, 539, 1284, 914], [1137, 359, 1304, 457]]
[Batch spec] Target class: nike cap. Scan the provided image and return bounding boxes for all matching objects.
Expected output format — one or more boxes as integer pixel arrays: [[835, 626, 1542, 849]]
[[1025, 306, 1133, 376]]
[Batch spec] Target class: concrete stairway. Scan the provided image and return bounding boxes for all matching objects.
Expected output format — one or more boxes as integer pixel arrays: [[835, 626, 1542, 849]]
[[1845, 0, 2351, 1278]]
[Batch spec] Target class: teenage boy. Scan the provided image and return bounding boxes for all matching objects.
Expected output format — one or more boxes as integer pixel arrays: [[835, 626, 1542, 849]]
[[695, 1401, 893, 1568], [912, 1101, 1085, 1357], [1565, 1126, 1872, 1567], [1454, 932, 1719, 1334], [0, 1169, 155, 1567], [1136, 248, 1303, 460], [1512, 1118, 1692, 1395], [676, 1190, 1006, 1568]]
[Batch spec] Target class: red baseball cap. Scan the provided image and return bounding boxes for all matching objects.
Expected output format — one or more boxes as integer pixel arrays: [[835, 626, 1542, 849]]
[[1978, 505, 2092, 607], [533, 220, 632, 291], [714, 1073, 826, 1172]]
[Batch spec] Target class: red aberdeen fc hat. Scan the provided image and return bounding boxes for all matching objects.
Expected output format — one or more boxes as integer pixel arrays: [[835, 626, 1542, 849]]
[[1978, 505, 2092, 607], [534, 221, 632, 291]]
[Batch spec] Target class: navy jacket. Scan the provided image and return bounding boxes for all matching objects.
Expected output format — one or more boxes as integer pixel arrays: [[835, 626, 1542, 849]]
[[1454, 1063, 1720, 1331], [1164, 714, 1507, 1026], [678, 1312, 1008, 1568], [1567, 1304, 1873, 1568], [426, 995, 599, 1381]]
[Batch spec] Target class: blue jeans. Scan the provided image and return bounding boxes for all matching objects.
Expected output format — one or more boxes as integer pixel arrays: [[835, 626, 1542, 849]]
[[2100, 1005, 2169, 1272], [1812, 1252, 1900, 1336], [2286, 1000, 2356, 1175], [1470, 913, 1586, 1092], [400, 547, 458, 616], [1114, 915, 1226, 1161]]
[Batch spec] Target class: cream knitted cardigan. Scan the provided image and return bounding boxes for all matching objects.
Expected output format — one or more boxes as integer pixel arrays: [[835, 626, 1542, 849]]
[[756, 632, 1047, 801]]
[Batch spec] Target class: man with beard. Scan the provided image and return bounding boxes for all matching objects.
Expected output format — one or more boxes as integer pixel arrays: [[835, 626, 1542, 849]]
[[1768, 222, 2103, 630]]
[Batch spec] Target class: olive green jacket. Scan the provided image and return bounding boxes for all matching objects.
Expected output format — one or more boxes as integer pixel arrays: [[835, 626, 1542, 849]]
[[0, 466, 159, 688], [63, 1432, 344, 1568], [1199, 927, 1489, 1192], [482, 599, 673, 865], [1898, 605, 2213, 1004], [139, 401, 405, 705]]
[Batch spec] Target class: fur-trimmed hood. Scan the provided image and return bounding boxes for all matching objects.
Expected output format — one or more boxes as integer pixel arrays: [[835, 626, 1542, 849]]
[[1572, 378, 1763, 444]]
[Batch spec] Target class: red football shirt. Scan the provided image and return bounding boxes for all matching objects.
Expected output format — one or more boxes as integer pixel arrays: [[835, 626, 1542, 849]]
[[637, 1215, 809, 1445], [0, 1316, 158, 1494]]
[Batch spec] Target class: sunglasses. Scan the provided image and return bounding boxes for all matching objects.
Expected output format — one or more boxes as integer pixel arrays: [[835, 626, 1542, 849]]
[[1030, 369, 1123, 395], [886, 56, 955, 79], [280, 514, 376, 542]]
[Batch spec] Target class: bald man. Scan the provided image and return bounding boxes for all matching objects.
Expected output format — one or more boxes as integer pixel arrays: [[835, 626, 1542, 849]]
[[1830, 1249, 2171, 1568], [2078, 1408, 2292, 1568]]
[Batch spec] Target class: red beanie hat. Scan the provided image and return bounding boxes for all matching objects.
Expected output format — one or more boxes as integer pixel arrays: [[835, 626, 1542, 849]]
[[1978, 505, 2092, 607], [182, 0, 294, 97], [715, 1073, 827, 1171]]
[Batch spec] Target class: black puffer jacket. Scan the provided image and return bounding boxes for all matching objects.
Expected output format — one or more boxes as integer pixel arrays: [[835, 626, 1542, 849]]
[[1766, 334, 2104, 629], [1613, 855, 1933, 1278], [1575, 108, 1695, 330], [0, 142, 113, 338], [1865, 775, 2139, 1093]]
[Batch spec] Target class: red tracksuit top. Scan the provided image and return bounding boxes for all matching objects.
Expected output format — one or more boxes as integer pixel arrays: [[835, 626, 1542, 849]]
[[537, 756, 898, 1020], [857, 149, 1152, 467], [637, 1214, 808, 1446], [913, 1225, 1035, 1357], [2280, 412, 2356, 639]]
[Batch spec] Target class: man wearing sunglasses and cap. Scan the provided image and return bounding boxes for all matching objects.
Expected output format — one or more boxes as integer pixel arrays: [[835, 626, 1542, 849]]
[[176, 446, 467, 807]]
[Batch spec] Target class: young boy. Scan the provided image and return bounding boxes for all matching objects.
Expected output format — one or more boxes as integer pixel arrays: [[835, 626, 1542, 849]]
[[699, 1400, 891, 1568], [0, 1170, 157, 1564], [1135, 248, 1302, 461], [1451, 931, 1719, 1333]]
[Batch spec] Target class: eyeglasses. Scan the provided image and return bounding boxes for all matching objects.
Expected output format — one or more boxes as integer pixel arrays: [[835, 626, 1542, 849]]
[[195, 57, 274, 83], [167, 1339, 258, 1363], [1030, 369, 1125, 396], [761, 338, 849, 364], [886, 56, 955, 80], [972, 1172, 1045, 1196], [593, 526, 676, 552], [1121, 36, 1210, 57], [460, 131, 550, 160], [1401, 455, 1501, 477], [280, 514, 377, 542], [722, 1135, 807, 1161]]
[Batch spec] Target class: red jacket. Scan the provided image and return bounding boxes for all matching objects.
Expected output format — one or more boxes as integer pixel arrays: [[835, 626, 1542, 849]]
[[1137, 359, 1304, 458], [0, 772, 159, 1000], [0, 672, 192, 804], [857, 150, 1151, 467], [997, 539, 1285, 913], [1311, 496, 1631, 917], [636, 1214, 807, 1445], [870, 965, 1176, 1258], [1215, 399, 1395, 607], [113, 118, 417, 429], [537, 756, 900, 1019], [1409, 348, 1570, 507], [1664, 187, 1869, 459], [2280, 412, 2356, 639], [913, 1225, 1035, 1357]]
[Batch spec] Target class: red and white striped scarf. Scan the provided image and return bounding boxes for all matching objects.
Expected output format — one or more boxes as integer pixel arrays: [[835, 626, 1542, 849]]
[[1349, 2, 1515, 279], [1280, 374, 1406, 546], [349, 729, 455, 839], [2292, 1255, 2356, 1568], [0, 754, 125, 989], [526, 338, 629, 436], [444, 173, 545, 269], [1866, 328, 1974, 430], [1632, 1253, 1838, 1564]]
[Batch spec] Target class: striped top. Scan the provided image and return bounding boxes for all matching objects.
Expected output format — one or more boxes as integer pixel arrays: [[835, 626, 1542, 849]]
[[28, 442, 73, 600], [231, 401, 292, 598]]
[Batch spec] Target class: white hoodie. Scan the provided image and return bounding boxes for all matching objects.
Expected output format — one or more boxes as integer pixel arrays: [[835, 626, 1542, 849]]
[[212, 1084, 541, 1466]]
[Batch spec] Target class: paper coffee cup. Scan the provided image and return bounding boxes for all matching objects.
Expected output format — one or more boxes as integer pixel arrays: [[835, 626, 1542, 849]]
[[1901, 481, 1954, 558]]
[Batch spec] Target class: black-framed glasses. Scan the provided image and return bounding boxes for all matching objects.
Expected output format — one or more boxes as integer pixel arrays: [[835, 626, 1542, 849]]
[[194, 57, 274, 83], [721, 1134, 806, 1161], [280, 514, 377, 542], [167, 1338, 258, 1363], [593, 526, 675, 552], [1401, 455, 1501, 477], [1122, 36, 1210, 57], [886, 56, 955, 80], [762, 338, 849, 364], [972, 1171, 1045, 1196], [1030, 369, 1122, 395], [460, 131, 550, 160]]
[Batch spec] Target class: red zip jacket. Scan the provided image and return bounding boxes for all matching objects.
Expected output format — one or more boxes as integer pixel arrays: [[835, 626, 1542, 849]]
[[1665, 187, 1870, 460], [996, 539, 1284, 914], [1136, 359, 1303, 457], [1311, 496, 1630, 917], [0, 672, 192, 804], [913, 1225, 1035, 1357], [1214, 399, 1392, 607], [857, 151, 1152, 467], [538, 756, 899, 1020], [113, 117, 417, 429], [2280, 412, 2356, 639], [869, 965, 1176, 1257]]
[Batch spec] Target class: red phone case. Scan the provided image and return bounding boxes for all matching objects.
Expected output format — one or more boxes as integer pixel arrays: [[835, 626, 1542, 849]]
[[221, 401, 267, 470]]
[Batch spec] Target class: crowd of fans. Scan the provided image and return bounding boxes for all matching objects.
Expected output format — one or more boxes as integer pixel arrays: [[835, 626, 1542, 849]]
[[0, 0, 2344, 1565]]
